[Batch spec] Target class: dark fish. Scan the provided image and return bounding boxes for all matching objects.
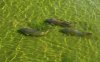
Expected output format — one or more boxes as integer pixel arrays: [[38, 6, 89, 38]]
[[59, 28, 92, 36], [17, 28, 48, 36], [44, 18, 73, 27]]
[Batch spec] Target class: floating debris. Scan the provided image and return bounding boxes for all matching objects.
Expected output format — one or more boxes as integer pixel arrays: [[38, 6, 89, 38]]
[[59, 28, 92, 36], [44, 18, 73, 27], [17, 28, 49, 36]]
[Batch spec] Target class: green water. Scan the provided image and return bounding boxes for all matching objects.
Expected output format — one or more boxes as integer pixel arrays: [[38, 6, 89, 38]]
[[0, 0, 100, 62]]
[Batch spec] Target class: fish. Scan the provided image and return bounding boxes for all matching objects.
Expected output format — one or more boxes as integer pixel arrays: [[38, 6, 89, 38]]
[[17, 28, 49, 36], [44, 18, 73, 27], [59, 28, 92, 36]]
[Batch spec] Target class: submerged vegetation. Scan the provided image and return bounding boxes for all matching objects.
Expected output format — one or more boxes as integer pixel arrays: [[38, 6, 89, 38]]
[[0, 0, 100, 62]]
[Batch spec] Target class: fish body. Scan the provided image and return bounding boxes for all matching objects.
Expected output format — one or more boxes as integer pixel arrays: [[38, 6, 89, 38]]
[[45, 18, 72, 27], [18, 28, 48, 36], [60, 28, 92, 36]]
